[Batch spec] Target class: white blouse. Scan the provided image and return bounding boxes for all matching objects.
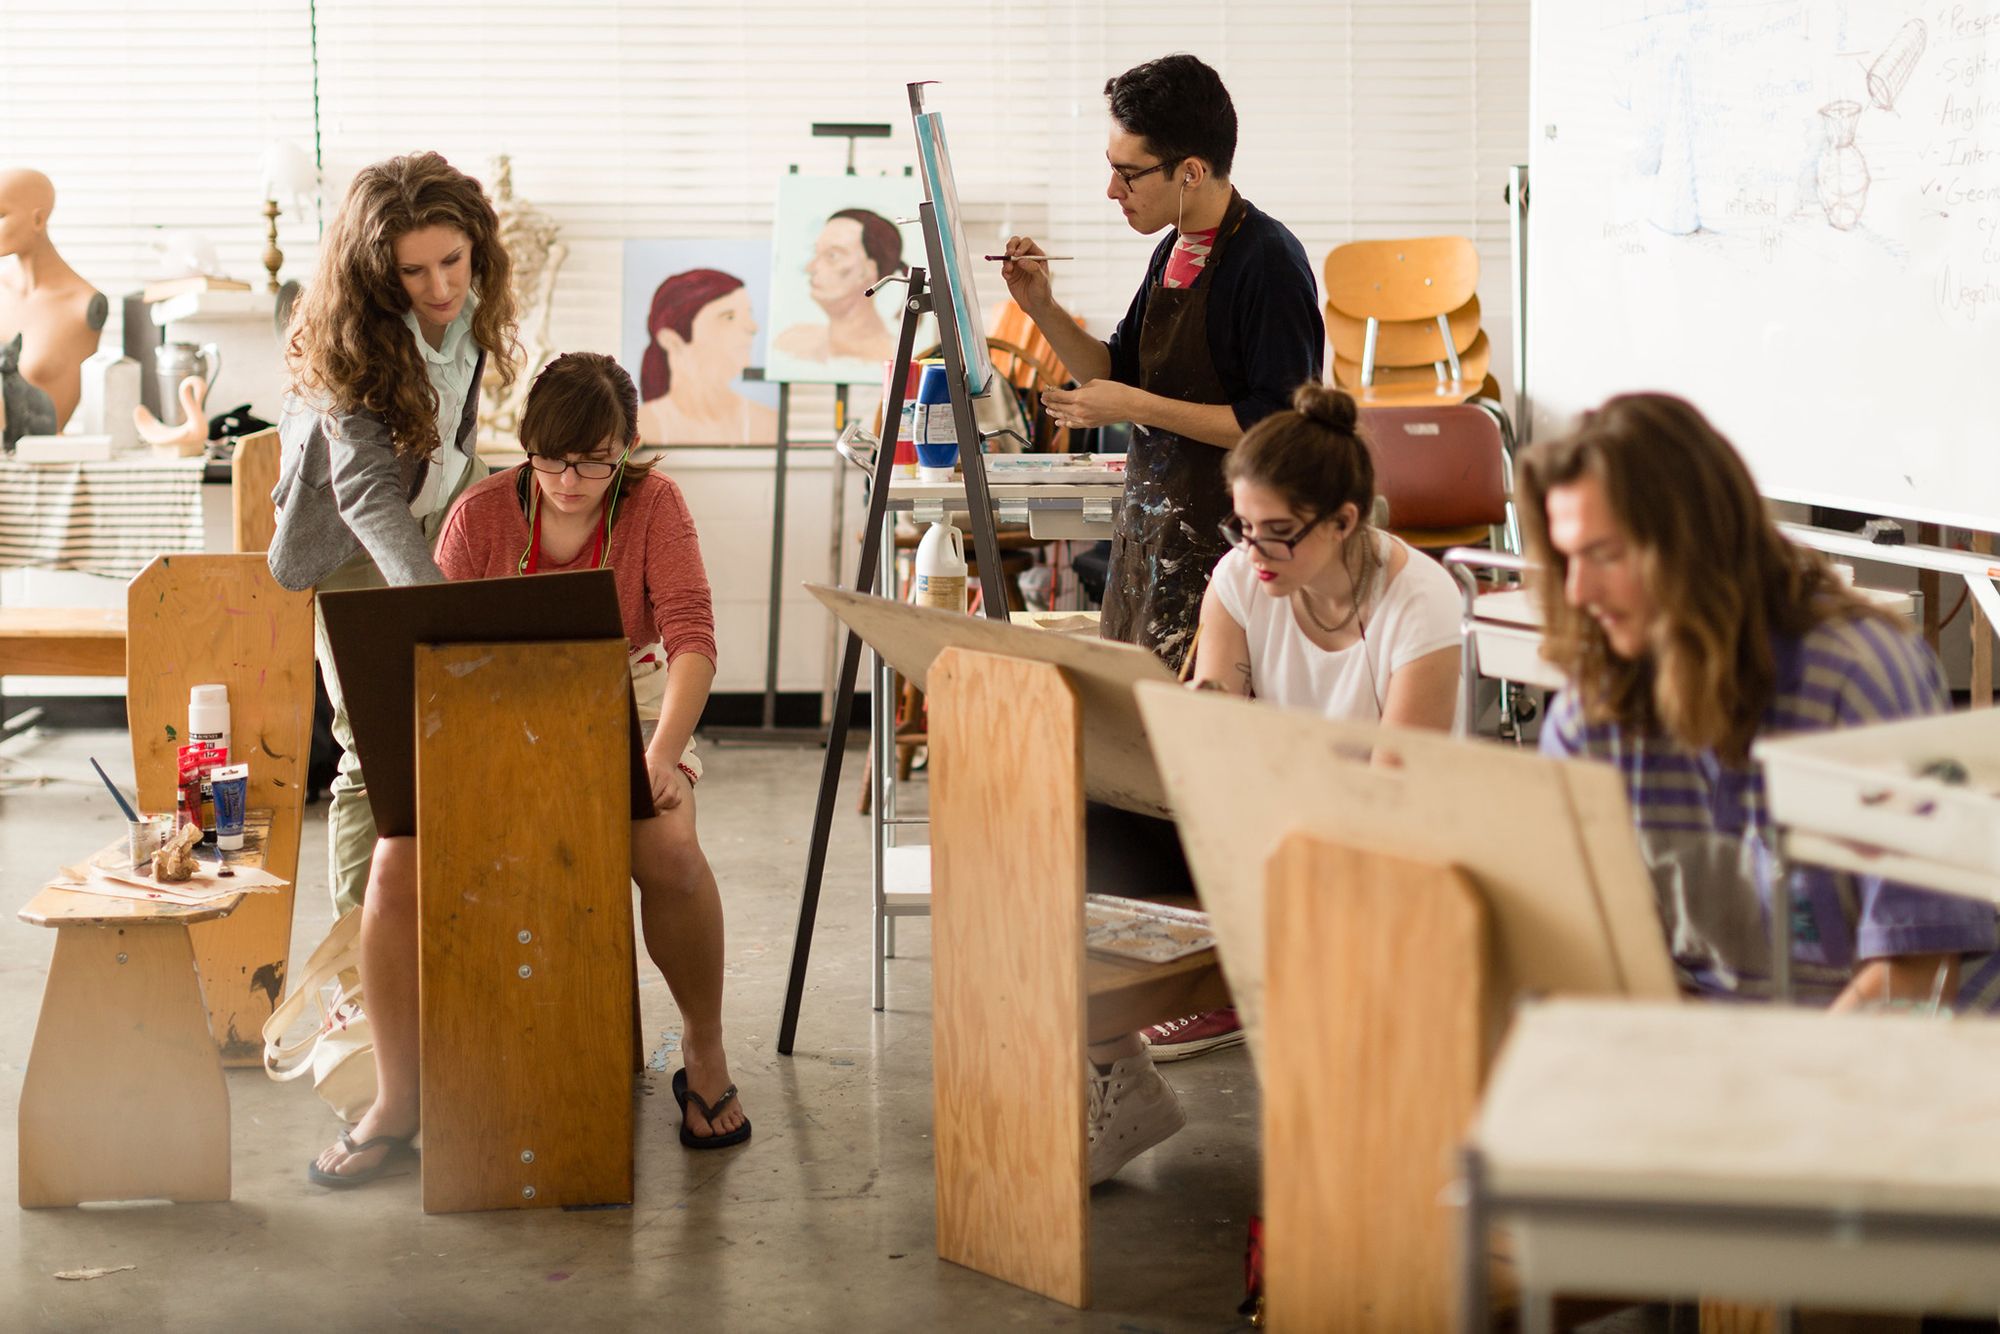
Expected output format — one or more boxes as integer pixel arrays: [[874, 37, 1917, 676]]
[[1209, 530, 1463, 722]]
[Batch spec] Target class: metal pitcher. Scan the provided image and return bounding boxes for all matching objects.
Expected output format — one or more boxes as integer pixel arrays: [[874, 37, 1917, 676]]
[[154, 342, 221, 427]]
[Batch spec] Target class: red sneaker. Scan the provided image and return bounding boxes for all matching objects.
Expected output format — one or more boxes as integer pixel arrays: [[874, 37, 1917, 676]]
[[1141, 1007, 1245, 1062]]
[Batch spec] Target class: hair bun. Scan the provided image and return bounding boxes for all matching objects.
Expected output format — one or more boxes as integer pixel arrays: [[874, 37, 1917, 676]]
[[1292, 381, 1359, 434]]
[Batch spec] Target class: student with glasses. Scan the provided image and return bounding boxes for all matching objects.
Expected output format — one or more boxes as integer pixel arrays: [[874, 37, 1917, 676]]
[[1188, 382, 1463, 726], [1077, 384, 1465, 1188], [999, 52, 1323, 674], [307, 353, 749, 1189]]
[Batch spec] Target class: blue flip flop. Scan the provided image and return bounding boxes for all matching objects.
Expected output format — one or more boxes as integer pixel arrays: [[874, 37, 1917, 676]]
[[672, 1067, 752, 1150], [307, 1129, 417, 1188]]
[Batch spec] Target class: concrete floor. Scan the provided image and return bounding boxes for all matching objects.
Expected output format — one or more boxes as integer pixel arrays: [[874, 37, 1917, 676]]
[[0, 727, 1261, 1331]]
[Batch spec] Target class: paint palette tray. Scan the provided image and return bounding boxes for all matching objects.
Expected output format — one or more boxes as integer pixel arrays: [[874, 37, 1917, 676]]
[[1757, 709, 2000, 894]]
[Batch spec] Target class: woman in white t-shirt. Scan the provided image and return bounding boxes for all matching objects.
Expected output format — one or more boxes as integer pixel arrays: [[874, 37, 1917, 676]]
[[1085, 384, 1467, 1192], [1189, 382, 1463, 727]]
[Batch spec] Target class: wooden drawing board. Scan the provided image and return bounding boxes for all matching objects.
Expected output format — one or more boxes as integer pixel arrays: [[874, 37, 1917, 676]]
[[809, 584, 1177, 817], [1135, 683, 1677, 1074], [319, 570, 650, 838]]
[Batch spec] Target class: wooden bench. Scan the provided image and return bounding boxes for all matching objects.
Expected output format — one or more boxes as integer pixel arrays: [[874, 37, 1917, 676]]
[[17, 812, 276, 1206], [0, 428, 280, 737]]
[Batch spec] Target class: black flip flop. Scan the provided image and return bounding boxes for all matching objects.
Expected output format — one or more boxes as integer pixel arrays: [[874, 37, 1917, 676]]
[[306, 1129, 417, 1188], [672, 1067, 753, 1150]]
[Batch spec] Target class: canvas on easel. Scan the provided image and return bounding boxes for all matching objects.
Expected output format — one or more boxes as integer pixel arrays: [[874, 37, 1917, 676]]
[[1134, 683, 1678, 1074]]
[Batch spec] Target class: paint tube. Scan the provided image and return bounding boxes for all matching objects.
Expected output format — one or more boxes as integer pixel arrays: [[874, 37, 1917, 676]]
[[210, 763, 248, 851], [176, 741, 227, 839]]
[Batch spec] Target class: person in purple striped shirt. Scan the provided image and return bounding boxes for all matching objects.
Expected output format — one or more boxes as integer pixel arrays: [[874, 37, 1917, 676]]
[[1519, 392, 2000, 1010]]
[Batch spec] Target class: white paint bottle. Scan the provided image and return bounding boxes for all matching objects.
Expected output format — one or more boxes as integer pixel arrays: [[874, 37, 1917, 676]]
[[189, 682, 231, 756], [913, 521, 967, 614]]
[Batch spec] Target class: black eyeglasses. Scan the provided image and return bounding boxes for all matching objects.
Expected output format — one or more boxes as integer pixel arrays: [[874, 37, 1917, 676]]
[[1219, 510, 1330, 561], [527, 449, 628, 481], [1109, 159, 1174, 192]]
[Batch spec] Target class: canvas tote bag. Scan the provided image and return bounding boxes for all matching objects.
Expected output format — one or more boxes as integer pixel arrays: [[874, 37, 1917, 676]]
[[261, 906, 374, 1121]]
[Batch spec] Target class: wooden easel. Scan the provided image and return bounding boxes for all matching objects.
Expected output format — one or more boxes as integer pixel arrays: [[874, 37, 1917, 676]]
[[926, 645, 1228, 1309], [1139, 685, 1680, 1322], [776, 87, 1021, 1051], [1261, 834, 1492, 1330], [412, 639, 635, 1214]]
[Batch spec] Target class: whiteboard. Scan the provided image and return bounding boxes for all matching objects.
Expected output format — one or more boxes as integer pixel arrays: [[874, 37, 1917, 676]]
[[1529, 0, 2000, 530]]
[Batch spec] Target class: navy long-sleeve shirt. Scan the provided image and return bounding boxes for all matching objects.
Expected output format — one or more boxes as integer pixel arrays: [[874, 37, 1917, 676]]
[[1104, 194, 1325, 431]]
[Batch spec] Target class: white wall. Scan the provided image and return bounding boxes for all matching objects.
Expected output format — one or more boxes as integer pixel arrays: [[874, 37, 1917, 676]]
[[2, 2, 1530, 697], [2, 1, 1529, 396]]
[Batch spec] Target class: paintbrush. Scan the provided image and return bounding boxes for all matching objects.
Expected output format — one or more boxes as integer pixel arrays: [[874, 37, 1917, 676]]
[[88, 756, 141, 823]]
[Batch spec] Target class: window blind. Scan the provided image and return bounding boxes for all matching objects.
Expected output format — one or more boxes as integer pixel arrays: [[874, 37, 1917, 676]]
[[3, 1, 1529, 401]]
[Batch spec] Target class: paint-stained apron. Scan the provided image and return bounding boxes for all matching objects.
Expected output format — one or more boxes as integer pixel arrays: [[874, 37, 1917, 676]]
[[1100, 189, 1247, 673]]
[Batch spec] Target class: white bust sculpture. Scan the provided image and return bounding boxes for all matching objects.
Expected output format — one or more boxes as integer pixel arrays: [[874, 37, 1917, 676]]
[[0, 168, 108, 432]]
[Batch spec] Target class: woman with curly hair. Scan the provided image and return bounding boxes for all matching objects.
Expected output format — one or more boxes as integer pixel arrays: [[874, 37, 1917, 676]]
[[268, 151, 519, 916]]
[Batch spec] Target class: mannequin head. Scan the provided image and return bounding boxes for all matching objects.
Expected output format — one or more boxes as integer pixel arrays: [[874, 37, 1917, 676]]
[[0, 169, 57, 260]]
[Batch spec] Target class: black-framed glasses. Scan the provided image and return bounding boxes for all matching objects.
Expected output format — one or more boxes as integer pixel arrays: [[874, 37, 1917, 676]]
[[527, 448, 629, 481], [1219, 510, 1330, 561], [1109, 159, 1174, 192]]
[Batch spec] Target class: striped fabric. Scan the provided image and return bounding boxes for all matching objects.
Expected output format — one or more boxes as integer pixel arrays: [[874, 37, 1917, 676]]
[[0, 458, 208, 579], [1542, 612, 2000, 1009]]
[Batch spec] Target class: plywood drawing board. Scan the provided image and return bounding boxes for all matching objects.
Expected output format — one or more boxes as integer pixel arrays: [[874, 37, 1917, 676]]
[[319, 570, 650, 838], [809, 584, 1176, 816], [1135, 683, 1677, 1073]]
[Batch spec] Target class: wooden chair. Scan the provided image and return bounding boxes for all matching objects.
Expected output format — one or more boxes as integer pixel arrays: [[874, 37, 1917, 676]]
[[126, 554, 315, 1061], [1359, 400, 1517, 556], [1324, 236, 1486, 406], [229, 427, 280, 554]]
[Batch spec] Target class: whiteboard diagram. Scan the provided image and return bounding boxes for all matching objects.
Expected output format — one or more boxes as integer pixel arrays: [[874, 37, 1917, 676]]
[[1529, 0, 2000, 530]]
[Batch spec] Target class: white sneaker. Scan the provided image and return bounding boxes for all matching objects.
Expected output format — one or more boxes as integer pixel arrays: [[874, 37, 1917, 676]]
[[1087, 1051, 1186, 1186]]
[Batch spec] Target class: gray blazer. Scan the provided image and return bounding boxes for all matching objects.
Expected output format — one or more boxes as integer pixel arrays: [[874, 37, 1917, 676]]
[[267, 351, 487, 592]]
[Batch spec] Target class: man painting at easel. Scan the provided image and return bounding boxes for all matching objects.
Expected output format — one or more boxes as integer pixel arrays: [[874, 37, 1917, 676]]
[[1002, 52, 1323, 671], [1001, 53, 1324, 1184]]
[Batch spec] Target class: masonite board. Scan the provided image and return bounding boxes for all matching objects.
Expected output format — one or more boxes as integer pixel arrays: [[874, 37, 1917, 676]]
[[318, 570, 650, 839], [1528, 0, 2000, 530], [809, 583, 1178, 817], [1136, 682, 1677, 1073]]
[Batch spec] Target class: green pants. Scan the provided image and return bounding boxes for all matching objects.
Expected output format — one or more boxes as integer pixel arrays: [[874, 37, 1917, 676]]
[[313, 462, 486, 915]]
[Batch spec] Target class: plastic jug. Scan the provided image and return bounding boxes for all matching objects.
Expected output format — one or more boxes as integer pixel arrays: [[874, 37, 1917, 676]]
[[913, 521, 967, 614]]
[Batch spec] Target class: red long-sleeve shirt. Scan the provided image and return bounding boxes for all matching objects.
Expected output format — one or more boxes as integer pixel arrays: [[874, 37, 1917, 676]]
[[436, 464, 718, 668]]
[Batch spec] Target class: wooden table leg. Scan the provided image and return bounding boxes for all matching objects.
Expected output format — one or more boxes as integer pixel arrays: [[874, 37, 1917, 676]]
[[18, 922, 230, 1207]]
